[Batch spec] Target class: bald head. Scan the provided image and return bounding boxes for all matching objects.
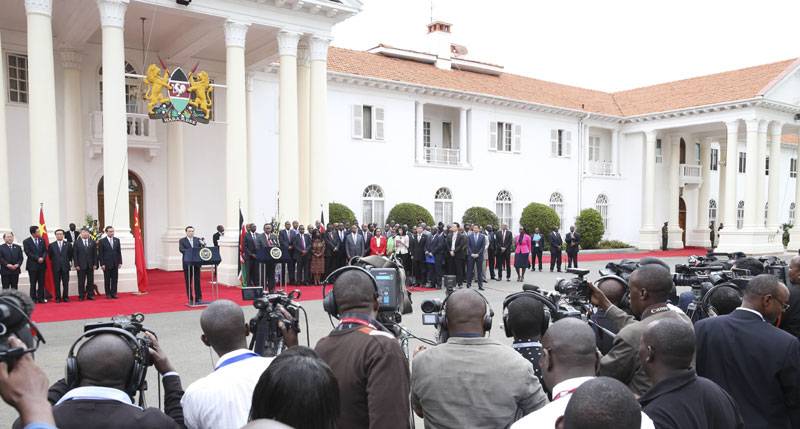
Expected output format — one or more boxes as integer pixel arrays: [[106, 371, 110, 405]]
[[563, 377, 641, 429], [333, 270, 378, 316], [445, 289, 489, 335], [790, 255, 800, 285], [76, 333, 135, 390], [201, 299, 248, 355], [541, 319, 599, 390], [597, 277, 627, 308], [641, 318, 695, 371]]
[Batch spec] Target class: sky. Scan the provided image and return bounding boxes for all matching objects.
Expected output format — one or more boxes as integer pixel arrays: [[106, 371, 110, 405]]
[[331, 0, 800, 93]]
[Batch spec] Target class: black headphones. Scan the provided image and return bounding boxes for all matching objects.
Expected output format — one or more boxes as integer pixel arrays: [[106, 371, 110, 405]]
[[702, 283, 743, 316], [438, 289, 494, 334], [595, 274, 630, 310], [65, 328, 148, 396], [322, 265, 380, 319], [502, 291, 558, 337]]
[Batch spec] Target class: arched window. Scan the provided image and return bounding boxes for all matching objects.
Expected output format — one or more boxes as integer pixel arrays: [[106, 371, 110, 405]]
[[99, 62, 140, 113], [764, 202, 769, 227], [549, 192, 565, 230], [791, 203, 796, 225], [434, 187, 453, 226], [595, 194, 609, 232], [362, 185, 384, 226], [496, 190, 513, 230], [737, 201, 744, 229], [708, 199, 717, 225]]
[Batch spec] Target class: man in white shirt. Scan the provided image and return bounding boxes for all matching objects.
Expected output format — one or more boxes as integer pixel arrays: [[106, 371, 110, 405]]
[[181, 300, 298, 429], [511, 318, 654, 429]]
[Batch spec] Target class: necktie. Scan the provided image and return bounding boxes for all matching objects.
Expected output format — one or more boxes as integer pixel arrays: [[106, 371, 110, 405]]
[[59, 242, 62, 251], [84, 239, 88, 249], [190, 238, 194, 248], [268, 236, 272, 246], [503, 231, 506, 242], [301, 235, 305, 248], [35, 239, 39, 249]]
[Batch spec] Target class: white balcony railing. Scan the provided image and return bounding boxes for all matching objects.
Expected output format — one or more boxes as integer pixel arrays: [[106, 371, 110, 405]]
[[679, 164, 703, 186], [424, 147, 460, 166], [89, 111, 159, 161], [586, 161, 616, 176]]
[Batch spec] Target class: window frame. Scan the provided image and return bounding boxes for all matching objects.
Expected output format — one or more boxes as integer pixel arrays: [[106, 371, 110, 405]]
[[595, 194, 609, 233], [710, 148, 719, 171], [352, 104, 385, 141], [737, 201, 744, 229], [7, 52, 29, 104], [708, 199, 717, 224], [738, 152, 746, 174], [434, 187, 454, 226], [655, 139, 663, 164], [361, 184, 385, 227], [791, 158, 797, 178], [549, 192, 566, 230], [423, 121, 431, 148], [495, 190, 513, 230]]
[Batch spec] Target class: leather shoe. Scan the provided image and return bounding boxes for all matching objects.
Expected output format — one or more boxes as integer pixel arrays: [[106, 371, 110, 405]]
[[87, 296, 96, 301], [63, 298, 69, 302], [479, 287, 485, 290], [55, 298, 61, 303], [79, 297, 84, 302], [112, 295, 119, 299]]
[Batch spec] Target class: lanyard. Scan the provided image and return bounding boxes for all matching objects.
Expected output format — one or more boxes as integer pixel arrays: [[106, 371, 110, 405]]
[[641, 304, 670, 320], [552, 388, 577, 402], [339, 317, 378, 330], [215, 352, 259, 371]]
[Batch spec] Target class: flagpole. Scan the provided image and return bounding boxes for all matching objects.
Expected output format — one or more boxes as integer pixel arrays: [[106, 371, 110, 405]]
[[132, 195, 148, 295]]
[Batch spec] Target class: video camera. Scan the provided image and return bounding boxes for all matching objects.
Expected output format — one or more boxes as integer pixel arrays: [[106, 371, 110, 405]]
[[84, 313, 155, 367], [0, 290, 45, 367], [242, 288, 301, 357], [349, 255, 413, 326], [554, 268, 592, 304]]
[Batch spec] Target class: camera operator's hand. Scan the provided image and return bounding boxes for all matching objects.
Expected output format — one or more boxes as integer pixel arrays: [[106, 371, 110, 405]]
[[588, 281, 612, 311], [413, 345, 427, 359], [0, 337, 56, 426], [277, 306, 299, 348], [145, 332, 177, 375]]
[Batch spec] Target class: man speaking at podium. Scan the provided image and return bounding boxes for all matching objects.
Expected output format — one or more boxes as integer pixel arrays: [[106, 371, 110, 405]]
[[179, 226, 205, 305]]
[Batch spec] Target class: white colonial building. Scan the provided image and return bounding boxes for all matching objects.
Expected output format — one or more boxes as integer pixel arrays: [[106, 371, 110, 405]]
[[3, 0, 800, 292]]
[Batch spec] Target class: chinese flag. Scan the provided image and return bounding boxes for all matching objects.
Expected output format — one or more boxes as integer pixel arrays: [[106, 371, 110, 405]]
[[38, 207, 55, 297], [133, 203, 149, 293]]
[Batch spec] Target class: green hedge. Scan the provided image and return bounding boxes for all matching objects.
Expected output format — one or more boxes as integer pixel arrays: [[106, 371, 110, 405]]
[[520, 203, 561, 246], [329, 202, 356, 224], [596, 239, 634, 249], [461, 206, 500, 229], [387, 203, 434, 228], [575, 208, 605, 249]]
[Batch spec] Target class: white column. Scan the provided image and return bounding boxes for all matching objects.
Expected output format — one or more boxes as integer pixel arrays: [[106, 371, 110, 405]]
[[458, 107, 468, 166], [789, 131, 800, 250], [718, 147, 727, 225], [297, 41, 311, 224], [667, 134, 683, 248], [756, 120, 768, 229], [611, 129, 619, 176], [743, 118, 760, 228], [218, 20, 250, 286], [767, 121, 782, 230], [415, 102, 425, 163], [638, 130, 659, 249], [0, 30, 10, 236], [246, 73, 257, 222], [309, 35, 330, 225], [159, 122, 184, 271], [277, 30, 301, 224], [60, 48, 86, 226], [722, 120, 739, 228], [693, 137, 712, 247], [25, 0, 61, 226]]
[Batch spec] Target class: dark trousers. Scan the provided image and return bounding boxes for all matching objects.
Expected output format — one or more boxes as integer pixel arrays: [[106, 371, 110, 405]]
[[183, 264, 202, 302], [287, 258, 296, 284], [487, 249, 496, 278], [567, 250, 579, 268], [445, 254, 464, 284], [103, 268, 119, 297], [76, 268, 94, 298], [247, 259, 259, 286], [325, 253, 338, 278], [295, 256, 310, 284], [550, 250, 562, 271], [399, 253, 411, 278], [28, 269, 45, 301], [532, 248, 543, 270], [53, 269, 69, 300], [1, 273, 19, 290], [428, 261, 442, 287], [262, 263, 276, 293], [467, 256, 484, 287], [661, 237, 668, 251], [413, 258, 427, 286], [497, 251, 511, 279]]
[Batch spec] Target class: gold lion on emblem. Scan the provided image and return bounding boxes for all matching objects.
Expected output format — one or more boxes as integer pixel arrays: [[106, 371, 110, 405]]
[[188, 71, 213, 120], [144, 64, 171, 114]]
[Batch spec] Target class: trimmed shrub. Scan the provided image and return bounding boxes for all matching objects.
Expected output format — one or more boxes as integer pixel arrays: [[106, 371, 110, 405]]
[[462, 206, 500, 229], [575, 208, 605, 249], [596, 239, 634, 249], [520, 203, 561, 246], [329, 202, 356, 224], [387, 203, 434, 228]]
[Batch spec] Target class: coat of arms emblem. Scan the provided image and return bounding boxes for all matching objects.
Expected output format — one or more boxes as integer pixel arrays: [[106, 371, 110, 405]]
[[143, 58, 213, 125]]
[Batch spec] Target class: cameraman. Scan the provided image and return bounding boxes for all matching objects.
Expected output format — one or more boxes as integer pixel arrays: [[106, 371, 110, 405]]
[[506, 294, 546, 388], [0, 337, 57, 429], [591, 277, 628, 355]]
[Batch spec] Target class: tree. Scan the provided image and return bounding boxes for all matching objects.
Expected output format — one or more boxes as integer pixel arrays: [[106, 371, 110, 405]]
[[329, 202, 356, 224], [386, 203, 434, 228], [520, 203, 561, 246], [461, 206, 500, 228], [575, 208, 605, 249]]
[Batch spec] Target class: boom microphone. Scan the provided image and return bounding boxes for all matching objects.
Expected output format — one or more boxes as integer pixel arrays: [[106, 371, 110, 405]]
[[522, 284, 541, 293]]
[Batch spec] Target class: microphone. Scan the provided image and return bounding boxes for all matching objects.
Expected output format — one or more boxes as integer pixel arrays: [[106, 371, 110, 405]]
[[522, 284, 541, 293], [199, 237, 207, 247]]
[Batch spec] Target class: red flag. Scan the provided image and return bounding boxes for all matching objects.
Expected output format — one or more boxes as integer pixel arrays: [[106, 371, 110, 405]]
[[133, 203, 149, 293], [320, 209, 325, 233], [238, 208, 247, 285], [38, 207, 55, 297]]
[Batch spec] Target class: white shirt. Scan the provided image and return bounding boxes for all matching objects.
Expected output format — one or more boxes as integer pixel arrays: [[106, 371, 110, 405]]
[[734, 307, 765, 321], [511, 377, 655, 429], [182, 349, 273, 429]]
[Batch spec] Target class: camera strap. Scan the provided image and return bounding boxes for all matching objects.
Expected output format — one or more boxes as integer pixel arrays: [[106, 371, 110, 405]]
[[339, 317, 378, 330], [641, 303, 670, 321], [215, 352, 260, 371], [336, 313, 393, 334]]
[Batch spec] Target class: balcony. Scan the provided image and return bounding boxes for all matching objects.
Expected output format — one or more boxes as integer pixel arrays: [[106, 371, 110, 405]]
[[586, 161, 616, 176], [424, 147, 460, 166], [89, 111, 159, 161], [680, 164, 703, 187]]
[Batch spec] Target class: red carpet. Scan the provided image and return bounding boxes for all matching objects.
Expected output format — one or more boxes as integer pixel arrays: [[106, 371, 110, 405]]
[[532, 246, 707, 263]]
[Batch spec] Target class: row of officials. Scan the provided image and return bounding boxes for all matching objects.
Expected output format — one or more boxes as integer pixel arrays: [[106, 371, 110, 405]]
[[0, 224, 123, 303]]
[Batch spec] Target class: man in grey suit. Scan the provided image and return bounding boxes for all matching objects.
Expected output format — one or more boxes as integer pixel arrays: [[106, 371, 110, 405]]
[[292, 225, 312, 286], [345, 224, 365, 261], [257, 223, 279, 293], [178, 226, 204, 304]]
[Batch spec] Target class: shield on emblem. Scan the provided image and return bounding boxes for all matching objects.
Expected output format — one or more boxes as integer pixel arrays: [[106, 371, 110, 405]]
[[168, 67, 191, 113]]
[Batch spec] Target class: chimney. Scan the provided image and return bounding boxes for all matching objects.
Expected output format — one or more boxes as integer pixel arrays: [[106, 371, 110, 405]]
[[426, 21, 452, 70]]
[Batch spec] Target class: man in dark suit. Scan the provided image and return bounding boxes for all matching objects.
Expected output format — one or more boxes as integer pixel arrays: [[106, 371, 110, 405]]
[[445, 224, 466, 286], [780, 255, 800, 340], [695, 274, 800, 428], [335, 223, 348, 268], [212, 225, 224, 247], [359, 224, 373, 257], [278, 221, 296, 285], [549, 227, 563, 272], [466, 224, 486, 290], [73, 228, 97, 301], [409, 226, 427, 287], [495, 223, 512, 282], [345, 224, 365, 262], [23, 225, 47, 303], [48, 229, 73, 303], [256, 223, 279, 293], [292, 225, 312, 286], [425, 227, 444, 288], [323, 223, 341, 277], [65, 223, 79, 243], [98, 226, 122, 299], [0, 232, 23, 290], [243, 223, 259, 286], [485, 225, 497, 280], [178, 226, 204, 304], [565, 226, 580, 269]]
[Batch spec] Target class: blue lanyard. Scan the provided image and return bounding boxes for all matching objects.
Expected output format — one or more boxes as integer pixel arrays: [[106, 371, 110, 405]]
[[215, 352, 259, 371]]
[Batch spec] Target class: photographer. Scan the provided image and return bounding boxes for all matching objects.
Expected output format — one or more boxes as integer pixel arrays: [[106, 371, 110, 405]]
[[182, 300, 296, 429], [593, 264, 693, 396], [778, 255, 800, 340], [412, 289, 547, 428], [506, 294, 546, 388], [315, 269, 411, 429], [0, 337, 57, 429], [592, 276, 628, 355]]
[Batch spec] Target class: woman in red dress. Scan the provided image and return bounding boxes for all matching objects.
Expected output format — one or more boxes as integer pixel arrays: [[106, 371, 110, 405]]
[[370, 228, 387, 257]]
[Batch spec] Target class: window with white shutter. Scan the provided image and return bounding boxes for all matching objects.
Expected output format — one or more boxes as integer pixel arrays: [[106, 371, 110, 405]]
[[352, 104, 363, 139], [489, 122, 498, 151], [564, 131, 572, 157], [513, 124, 522, 153], [374, 107, 385, 140], [551, 130, 558, 156], [551, 129, 571, 157]]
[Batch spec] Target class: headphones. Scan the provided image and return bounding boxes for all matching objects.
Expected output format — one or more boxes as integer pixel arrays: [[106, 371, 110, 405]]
[[438, 289, 494, 334], [595, 275, 630, 310], [65, 328, 148, 396], [502, 290, 558, 337], [702, 283, 743, 316], [322, 265, 380, 319]]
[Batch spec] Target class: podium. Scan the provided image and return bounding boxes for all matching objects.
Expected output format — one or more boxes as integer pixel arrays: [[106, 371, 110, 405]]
[[256, 245, 292, 292], [183, 247, 221, 306]]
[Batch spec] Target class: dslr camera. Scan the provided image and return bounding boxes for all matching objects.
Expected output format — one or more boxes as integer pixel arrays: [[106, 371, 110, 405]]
[[243, 288, 301, 357], [0, 290, 45, 366], [85, 313, 155, 366], [554, 268, 591, 303]]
